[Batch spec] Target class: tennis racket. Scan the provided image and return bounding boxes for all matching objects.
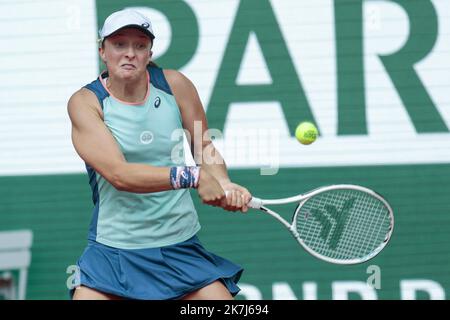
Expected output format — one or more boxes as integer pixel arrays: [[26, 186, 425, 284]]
[[247, 184, 394, 264]]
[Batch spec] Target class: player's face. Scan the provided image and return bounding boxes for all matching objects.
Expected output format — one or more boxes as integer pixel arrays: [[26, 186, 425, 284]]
[[100, 28, 152, 80]]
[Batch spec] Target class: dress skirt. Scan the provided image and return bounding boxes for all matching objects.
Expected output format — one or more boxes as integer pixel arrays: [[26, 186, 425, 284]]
[[71, 235, 243, 300]]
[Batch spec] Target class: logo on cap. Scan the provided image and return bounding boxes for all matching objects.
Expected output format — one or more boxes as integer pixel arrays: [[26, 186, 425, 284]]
[[141, 22, 150, 29]]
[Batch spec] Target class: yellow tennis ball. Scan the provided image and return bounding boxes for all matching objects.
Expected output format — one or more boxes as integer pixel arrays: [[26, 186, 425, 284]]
[[295, 122, 318, 145]]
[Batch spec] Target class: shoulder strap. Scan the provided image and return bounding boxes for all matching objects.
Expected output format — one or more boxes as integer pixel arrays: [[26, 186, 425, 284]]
[[148, 66, 173, 95], [83, 77, 109, 109]]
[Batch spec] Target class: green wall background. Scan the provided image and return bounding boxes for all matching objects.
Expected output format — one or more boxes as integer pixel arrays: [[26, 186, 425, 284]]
[[1, 0, 449, 299], [1, 164, 449, 299]]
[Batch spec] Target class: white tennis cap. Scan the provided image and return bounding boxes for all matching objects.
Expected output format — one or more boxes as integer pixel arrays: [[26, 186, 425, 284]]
[[99, 9, 155, 41]]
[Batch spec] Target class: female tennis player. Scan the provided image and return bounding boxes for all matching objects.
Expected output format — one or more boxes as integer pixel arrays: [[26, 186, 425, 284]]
[[67, 9, 251, 300]]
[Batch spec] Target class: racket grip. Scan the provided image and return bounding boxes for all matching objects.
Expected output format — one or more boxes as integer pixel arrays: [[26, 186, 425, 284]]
[[224, 191, 263, 209], [248, 197, 263, 209]]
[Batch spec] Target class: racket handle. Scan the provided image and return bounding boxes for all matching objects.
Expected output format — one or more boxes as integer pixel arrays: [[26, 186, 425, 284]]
[[247, 197, 263, 209], [224, 191, 263, 209]]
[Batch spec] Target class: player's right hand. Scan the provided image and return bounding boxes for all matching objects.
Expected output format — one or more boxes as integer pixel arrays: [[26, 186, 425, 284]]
[[197, 169, 226, 207]]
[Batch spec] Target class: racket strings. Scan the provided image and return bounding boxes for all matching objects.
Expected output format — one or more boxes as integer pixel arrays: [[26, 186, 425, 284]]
[[295, 189, 392, 261]]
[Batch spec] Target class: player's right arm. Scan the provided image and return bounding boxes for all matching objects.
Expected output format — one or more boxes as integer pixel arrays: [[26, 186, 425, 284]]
[[68, 88, 172, 193], [67, 88, 223, 203]]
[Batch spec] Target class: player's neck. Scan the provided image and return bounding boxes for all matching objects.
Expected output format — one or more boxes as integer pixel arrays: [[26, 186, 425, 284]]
[[106, 72, 148, 104]]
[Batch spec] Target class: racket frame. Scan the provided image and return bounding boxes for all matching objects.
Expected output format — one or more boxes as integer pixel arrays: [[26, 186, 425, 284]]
[[251, 184, 394, 265]]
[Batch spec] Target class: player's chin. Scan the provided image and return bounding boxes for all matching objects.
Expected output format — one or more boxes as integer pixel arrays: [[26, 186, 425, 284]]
[[120, 71, 138, 80]]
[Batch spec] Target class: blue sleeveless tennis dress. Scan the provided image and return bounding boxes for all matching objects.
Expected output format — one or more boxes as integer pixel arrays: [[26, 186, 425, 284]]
[[72, 66, 243, 299]]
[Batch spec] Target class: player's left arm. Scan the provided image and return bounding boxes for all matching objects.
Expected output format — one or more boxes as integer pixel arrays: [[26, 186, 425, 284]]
[[164, 69, 251, 212]]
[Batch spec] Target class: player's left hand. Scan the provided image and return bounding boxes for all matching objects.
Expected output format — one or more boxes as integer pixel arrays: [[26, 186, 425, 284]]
[[219, 182, 252, 213]]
